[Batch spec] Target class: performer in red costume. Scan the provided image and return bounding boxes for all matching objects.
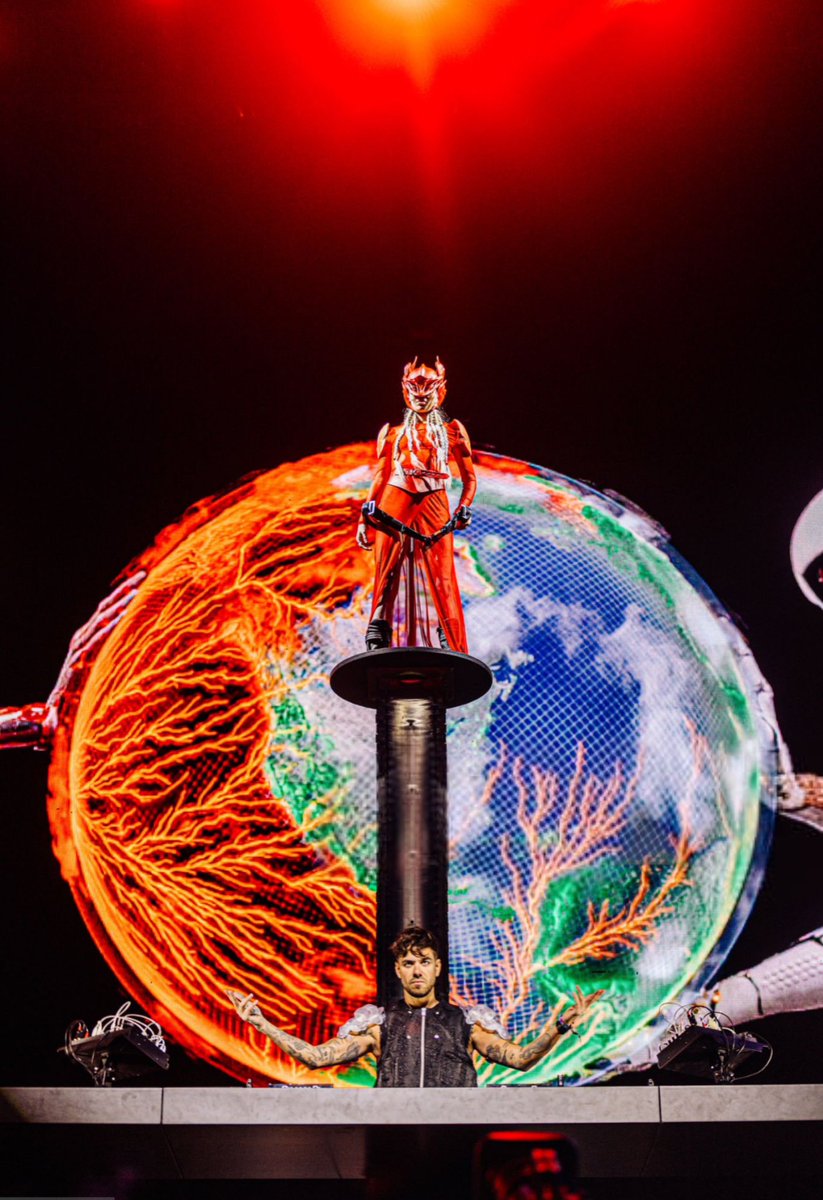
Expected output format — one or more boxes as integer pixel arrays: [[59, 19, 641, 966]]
[[357, 358, 476, 654]]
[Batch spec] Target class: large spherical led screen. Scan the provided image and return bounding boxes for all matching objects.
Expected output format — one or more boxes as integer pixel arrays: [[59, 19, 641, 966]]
[[47, 445, 779, 1085]]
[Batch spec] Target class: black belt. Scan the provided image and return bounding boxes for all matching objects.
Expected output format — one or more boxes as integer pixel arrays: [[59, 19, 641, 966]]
[[361, 501, 460, 549]]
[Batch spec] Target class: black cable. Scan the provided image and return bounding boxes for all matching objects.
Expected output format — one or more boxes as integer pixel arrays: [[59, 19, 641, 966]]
[[741, 972, 765, 1016], [731, 1041, 774, 1082], [63, 1020, 89, 1071]]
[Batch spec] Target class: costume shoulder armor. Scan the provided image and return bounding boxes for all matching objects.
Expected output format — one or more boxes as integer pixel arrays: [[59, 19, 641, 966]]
[[461, 1004, 505, 1037], [376, 423, 391, 457], [338, 1004, 385, 1037], [451, 418, 472, 452]]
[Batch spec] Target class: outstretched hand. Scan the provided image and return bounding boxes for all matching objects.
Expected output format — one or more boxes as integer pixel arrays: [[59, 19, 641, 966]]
[[559, 987, 605, 1033], [227, 989, 267, 1031]]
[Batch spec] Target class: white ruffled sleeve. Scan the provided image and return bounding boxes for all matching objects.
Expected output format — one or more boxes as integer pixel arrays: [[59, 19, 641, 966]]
[[462, 1005, 506, 1038], [337, 1004, 385, 1038]]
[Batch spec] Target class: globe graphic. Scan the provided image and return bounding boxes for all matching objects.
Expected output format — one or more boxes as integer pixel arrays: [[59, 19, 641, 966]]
[[47, 443, 780, 1085]]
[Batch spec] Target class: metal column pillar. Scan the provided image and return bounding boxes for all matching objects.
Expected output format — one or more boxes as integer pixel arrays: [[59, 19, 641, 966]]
[[376, 692, 449, 1002], [331, 647, 493, 1004]]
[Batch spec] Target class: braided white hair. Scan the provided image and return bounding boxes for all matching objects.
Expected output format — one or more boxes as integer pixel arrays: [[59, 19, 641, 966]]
[[395, 408, 450, 475]]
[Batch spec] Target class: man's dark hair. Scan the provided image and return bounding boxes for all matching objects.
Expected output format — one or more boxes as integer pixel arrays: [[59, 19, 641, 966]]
[[389, 925, 440, 961]]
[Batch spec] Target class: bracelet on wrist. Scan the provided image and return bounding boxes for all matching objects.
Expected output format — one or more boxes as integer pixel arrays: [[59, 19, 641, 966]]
[[556, 1016, 579, 1037]]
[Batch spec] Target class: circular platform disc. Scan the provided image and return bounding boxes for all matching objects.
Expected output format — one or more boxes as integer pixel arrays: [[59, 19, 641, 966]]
[[330, 647, 494, 709]]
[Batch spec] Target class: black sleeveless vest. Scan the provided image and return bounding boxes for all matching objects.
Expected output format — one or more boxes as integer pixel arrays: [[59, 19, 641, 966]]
[[376, 998, 478, 1088]]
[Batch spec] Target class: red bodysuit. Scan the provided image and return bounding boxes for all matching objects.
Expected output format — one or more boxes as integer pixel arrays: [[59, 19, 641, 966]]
[[364, 414, 477, 654]]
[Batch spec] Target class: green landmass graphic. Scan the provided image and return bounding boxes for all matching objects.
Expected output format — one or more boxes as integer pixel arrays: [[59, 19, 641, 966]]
[[266, 694, 377, 891]]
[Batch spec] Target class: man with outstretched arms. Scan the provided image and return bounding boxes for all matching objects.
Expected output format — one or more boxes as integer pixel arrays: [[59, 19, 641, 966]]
[[228, 925, 603, 1087]]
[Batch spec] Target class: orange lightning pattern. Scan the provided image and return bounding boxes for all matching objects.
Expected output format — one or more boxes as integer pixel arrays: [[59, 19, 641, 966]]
[[46, 445, 545, 1084], [466, 742, 641, 1027], [48, 446, 383, 1084], [546, 827, 695, 969], [493, 744, 638, 1021], [43, 442, 747, 1088]]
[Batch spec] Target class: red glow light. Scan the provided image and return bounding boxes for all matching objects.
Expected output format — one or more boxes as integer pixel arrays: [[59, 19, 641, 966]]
[[130, 1, 734, 311], [321, 0, 509, 81], [376, 0, 449, 14]]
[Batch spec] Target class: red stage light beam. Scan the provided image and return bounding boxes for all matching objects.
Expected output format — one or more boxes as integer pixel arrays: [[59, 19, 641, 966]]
[[376, 0, 449, 14], [322, 0, 508, 83]]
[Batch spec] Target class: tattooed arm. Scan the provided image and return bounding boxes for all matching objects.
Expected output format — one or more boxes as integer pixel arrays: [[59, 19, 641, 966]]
[[471, 987, 604, 1071], [227, 990, 379, 1068]]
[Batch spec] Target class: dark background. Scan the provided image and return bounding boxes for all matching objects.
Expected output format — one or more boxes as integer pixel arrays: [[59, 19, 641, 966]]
[[1, 0, 822, 1087]]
